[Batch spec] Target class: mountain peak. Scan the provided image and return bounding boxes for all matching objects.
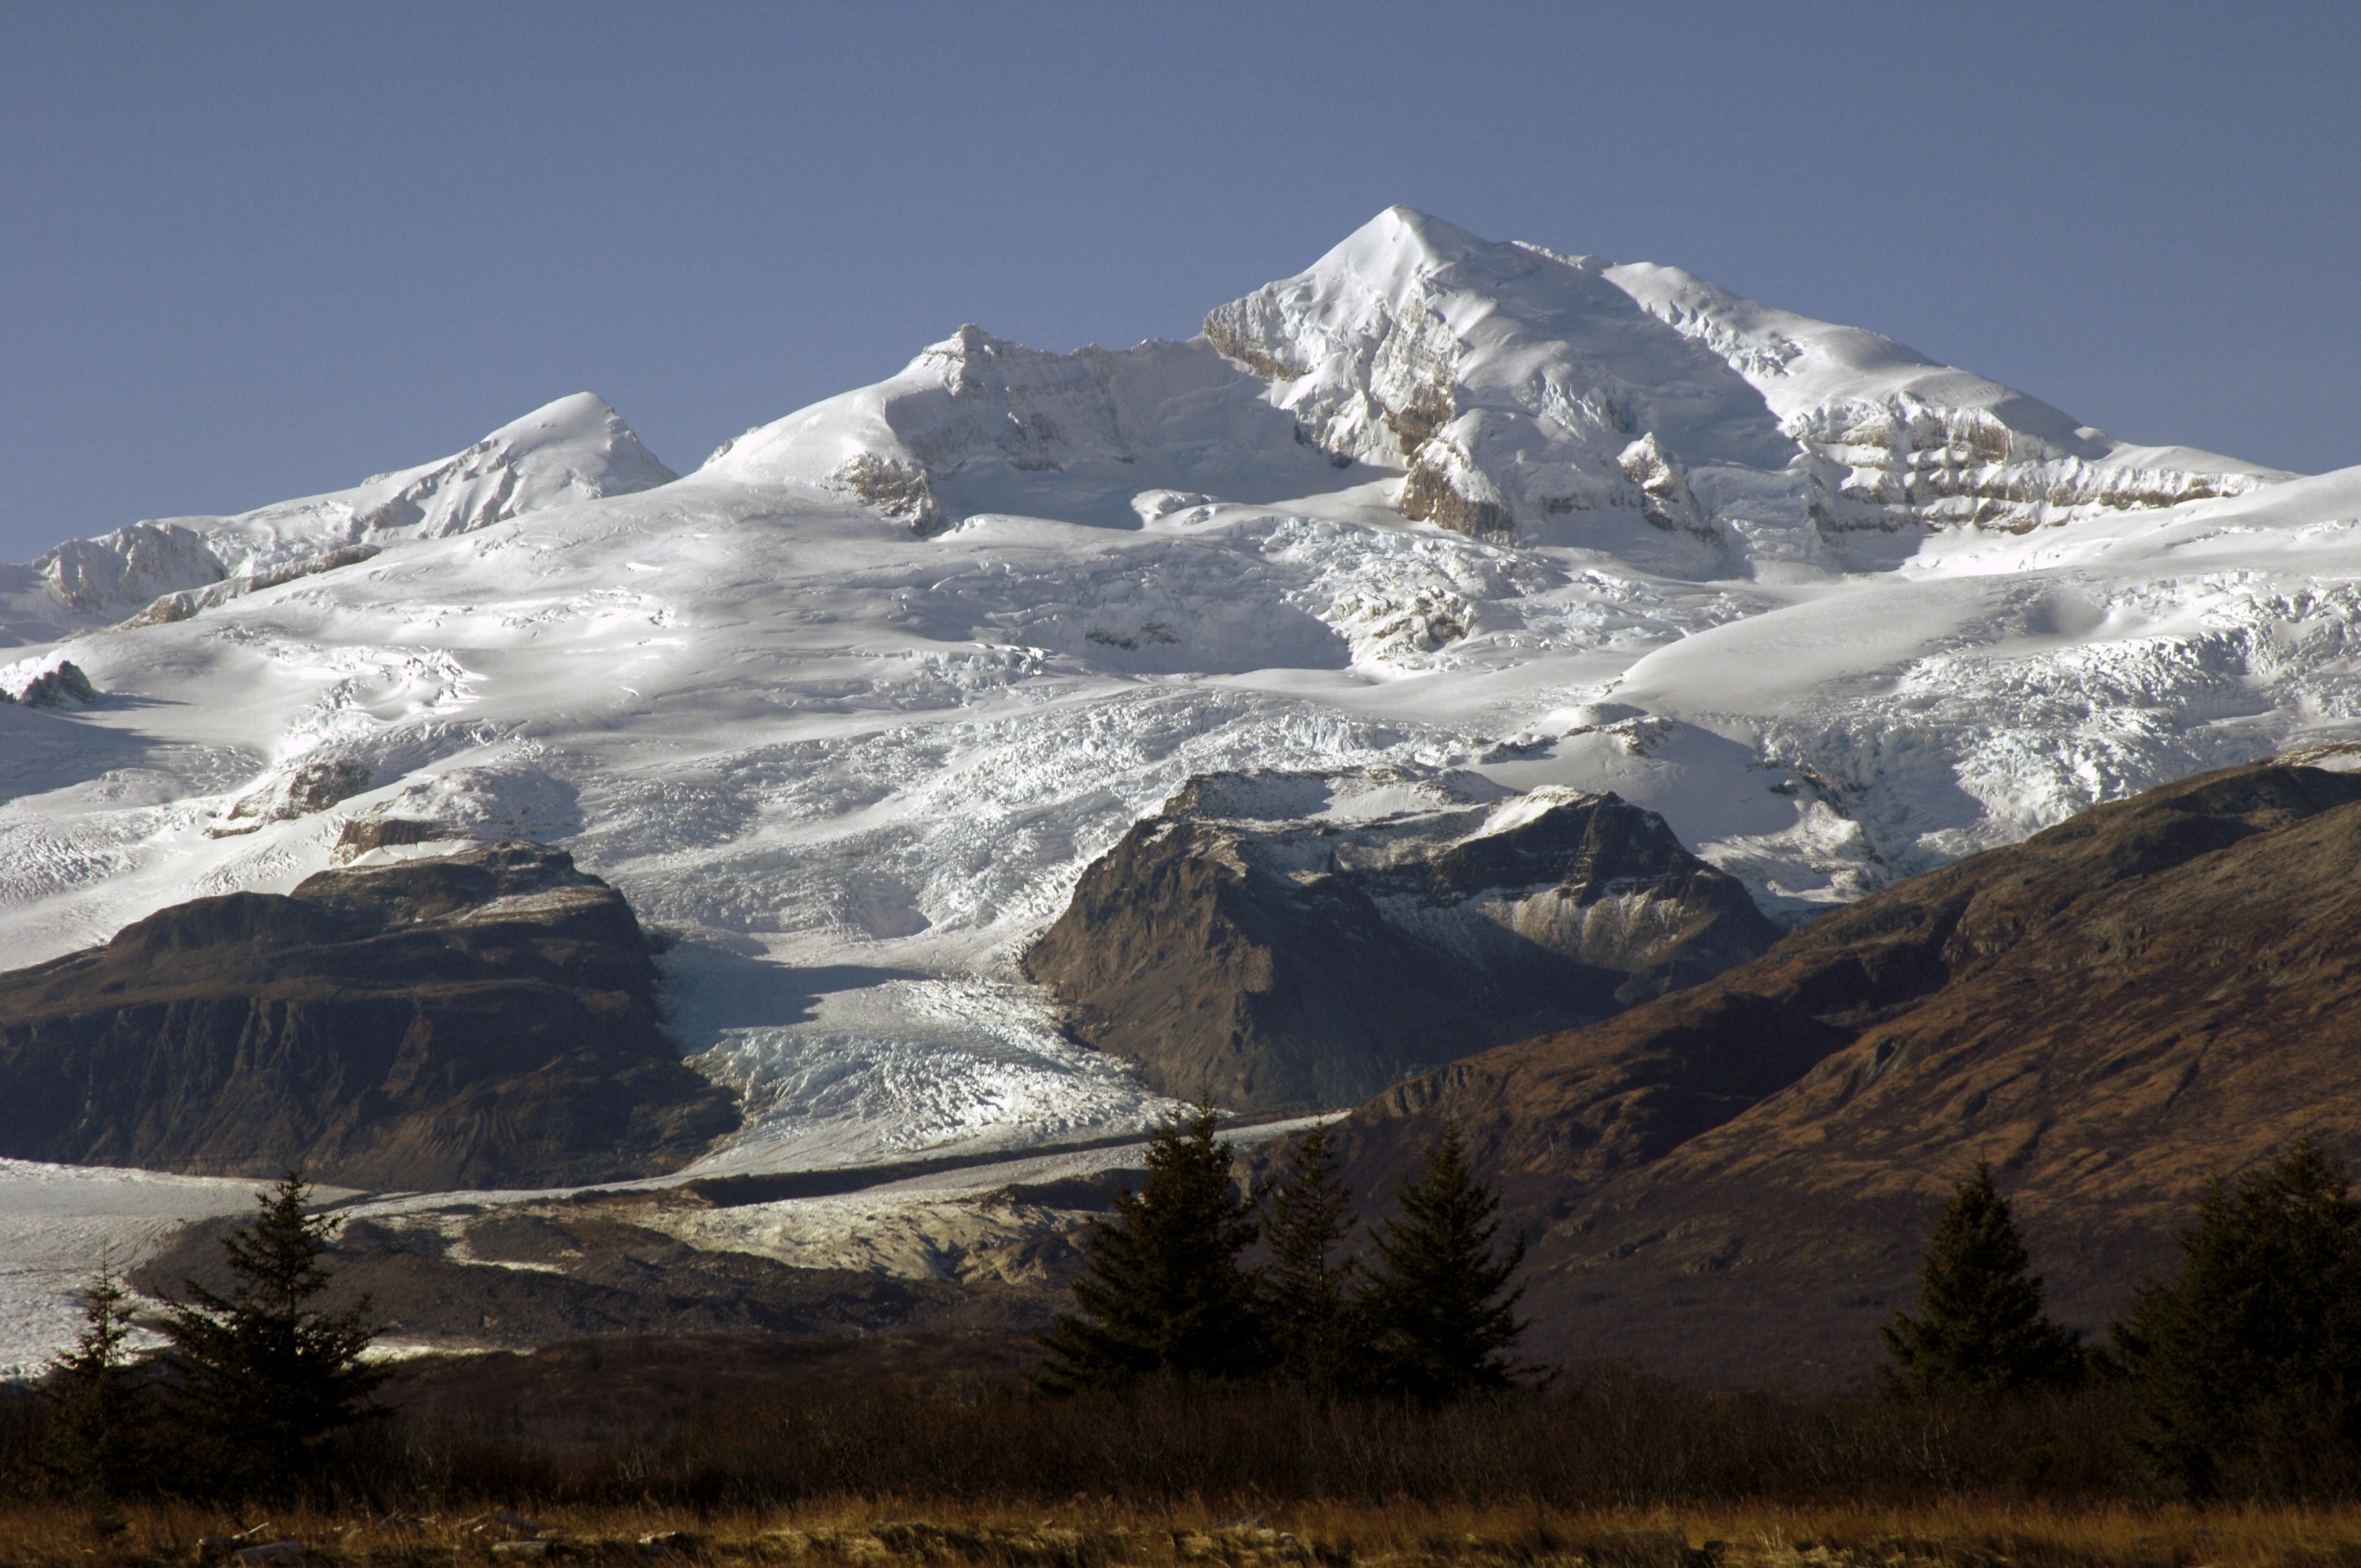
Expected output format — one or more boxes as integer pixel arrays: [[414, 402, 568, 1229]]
[[1317, 205, 1499, 284], [462, 392, 676, 495]]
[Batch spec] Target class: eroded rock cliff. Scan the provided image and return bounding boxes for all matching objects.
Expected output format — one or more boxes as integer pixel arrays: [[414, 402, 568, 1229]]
[[1023, 768, 1780, 1113], [0, 842, 736, 1189]]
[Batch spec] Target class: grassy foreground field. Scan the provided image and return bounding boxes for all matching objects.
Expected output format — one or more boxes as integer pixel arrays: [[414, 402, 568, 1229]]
[[6, 1499, 2361, 1568]]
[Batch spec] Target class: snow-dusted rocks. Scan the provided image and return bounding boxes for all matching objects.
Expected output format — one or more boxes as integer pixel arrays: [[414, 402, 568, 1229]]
[[703, 324, 1360, 533], [1023, 766, 1781, 1112], [0, 656, 98, 707]]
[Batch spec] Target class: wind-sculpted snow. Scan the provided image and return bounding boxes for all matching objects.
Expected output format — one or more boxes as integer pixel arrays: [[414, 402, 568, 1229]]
[[0, 207, 2357, 1352]]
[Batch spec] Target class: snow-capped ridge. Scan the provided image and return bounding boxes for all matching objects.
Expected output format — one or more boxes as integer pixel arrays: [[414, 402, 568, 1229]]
[[701, 324, 1353, 533], [0, 393, 675, 644], [202, 390, 677, 576], [1198, 207, 2288, 557], [682, 207, 2286, 566]]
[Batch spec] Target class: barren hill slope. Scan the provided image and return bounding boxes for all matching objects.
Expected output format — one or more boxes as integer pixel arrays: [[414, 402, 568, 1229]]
[[1318, 761, 2361, 1384]]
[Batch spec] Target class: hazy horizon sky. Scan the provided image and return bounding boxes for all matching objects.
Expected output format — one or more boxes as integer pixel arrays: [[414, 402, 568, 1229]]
[[4, 2, 2355, 559]]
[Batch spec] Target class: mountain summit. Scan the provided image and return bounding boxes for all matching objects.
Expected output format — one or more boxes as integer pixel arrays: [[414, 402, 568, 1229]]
[[688, 206, 2280, 572]]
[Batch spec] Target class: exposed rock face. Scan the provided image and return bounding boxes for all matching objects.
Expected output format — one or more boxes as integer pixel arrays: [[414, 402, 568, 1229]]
[[1023, 768, 1781, 1113], [0, 659, 98, 707], [36, 522, 227, 620], [1312, 761, 2361, 1384], [212, 757, 375, 834], [0, 842, 737, 1190], [121, 543, 380, 629]]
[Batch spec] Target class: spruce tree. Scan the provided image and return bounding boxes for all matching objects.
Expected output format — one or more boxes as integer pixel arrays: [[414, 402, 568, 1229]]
[[158, 1170, 387, 1495], [1880, 1162, 2084, 1399], [1036, 1104, 1261, 1392], [2114, 1136, 2361, 1498], [1258, 1125, 1360, 1393], [1359, 1121, 1527, 1403], [39, 1261, 150, 1500]]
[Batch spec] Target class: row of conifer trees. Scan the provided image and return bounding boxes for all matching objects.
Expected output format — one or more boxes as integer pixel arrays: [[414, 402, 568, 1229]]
[[1881, 1135, 2361, 1500], [35, 1117, 2361, 1504], [1035, 1107, 1529, 1402]]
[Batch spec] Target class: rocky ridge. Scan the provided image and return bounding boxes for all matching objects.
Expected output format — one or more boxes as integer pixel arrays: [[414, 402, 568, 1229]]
[[0, 841, 736, 1189], [1024, 767, 1781, 1112]]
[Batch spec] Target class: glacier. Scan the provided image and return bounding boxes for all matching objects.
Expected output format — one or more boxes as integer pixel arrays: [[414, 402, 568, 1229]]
[[1, 206, 2356, 1366]]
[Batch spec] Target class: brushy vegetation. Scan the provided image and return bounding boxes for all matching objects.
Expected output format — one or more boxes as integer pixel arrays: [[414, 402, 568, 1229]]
[[12, 1492, 2361, 1568], [0, 1361, 2188, 1514]]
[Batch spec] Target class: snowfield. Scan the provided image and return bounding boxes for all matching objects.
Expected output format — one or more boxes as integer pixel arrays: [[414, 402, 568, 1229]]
[[2, 207, 2356, 1365]]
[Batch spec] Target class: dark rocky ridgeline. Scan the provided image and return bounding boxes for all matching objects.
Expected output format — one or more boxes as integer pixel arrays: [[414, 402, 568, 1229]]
[[0, 842, 738, 1189], [1308, 761, 2361, 1384], [1022, 767, 1781, 1113]]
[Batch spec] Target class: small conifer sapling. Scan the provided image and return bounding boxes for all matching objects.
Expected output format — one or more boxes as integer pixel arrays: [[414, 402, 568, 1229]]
[[40, 1260, 148, 1500]]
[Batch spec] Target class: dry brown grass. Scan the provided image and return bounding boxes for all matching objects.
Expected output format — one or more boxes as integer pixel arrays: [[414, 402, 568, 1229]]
[[9, 1498, 2361, 1568]]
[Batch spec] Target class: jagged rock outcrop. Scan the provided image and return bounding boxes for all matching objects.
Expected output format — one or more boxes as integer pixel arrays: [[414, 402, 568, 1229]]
[[211, 757, 375, 834], [0, 659, 98, 707], [0, 842, 737, 1189], [1310, 761, 2361, 1384], [1022, 768, 1781, 1113]]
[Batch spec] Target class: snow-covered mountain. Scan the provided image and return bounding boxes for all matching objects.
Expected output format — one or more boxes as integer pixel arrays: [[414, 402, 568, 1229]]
[[1214, 210, 2277, 552], [0, 393, 675, 642], [0, 207, 2355, 1309]]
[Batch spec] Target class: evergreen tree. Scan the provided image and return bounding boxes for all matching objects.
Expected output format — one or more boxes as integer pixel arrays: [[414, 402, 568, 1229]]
[[1880, 1162, 2084, 1399], [39, 1261, 150, 1500], [2114, 1136, 2361, 1499], [1258, 1125, 1361, 1393], [1359, 1121, 1527, 1403], [1036, 1104, 1261, 1392], [158, 1170, 388, 1496]]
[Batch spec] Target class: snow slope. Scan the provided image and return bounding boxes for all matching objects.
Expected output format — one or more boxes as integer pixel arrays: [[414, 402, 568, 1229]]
[[1, 208, 2356, 1359]]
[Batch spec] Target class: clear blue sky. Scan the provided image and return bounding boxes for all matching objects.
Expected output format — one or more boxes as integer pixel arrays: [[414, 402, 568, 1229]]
[[4, 2, 2354, 559]]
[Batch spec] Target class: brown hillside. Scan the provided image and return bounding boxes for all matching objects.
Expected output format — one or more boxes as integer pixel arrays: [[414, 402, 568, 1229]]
[[1318, 762, 2361, 1385]]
